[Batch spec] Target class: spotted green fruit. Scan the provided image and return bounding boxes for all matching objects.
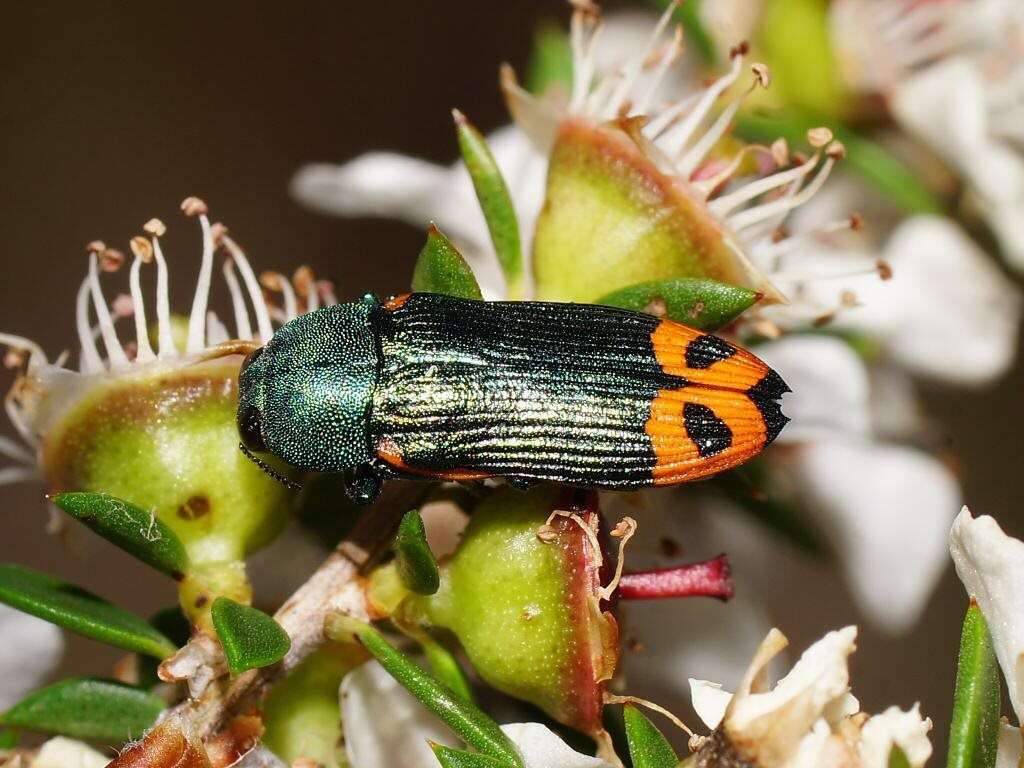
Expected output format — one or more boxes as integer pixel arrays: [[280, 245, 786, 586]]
[[403, 487, 617, 740], [532, 118, 776, 304], [42, 358, 295, 630]]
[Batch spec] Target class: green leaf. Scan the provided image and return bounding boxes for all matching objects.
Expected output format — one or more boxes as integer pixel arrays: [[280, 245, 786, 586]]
[[0, 564, 176, 658], [889, 745, 912, 768], [453, 110, 523, 299], [432, 744, 508, 768], [395, 510, 441, 595], [947, 602, 1001, 768], [412, 227, 484, 301], [0, 730, 17, 749], [736, 112, 943, 215], [53, 492, 189, 580], [597, 278, 760, 331], [327, 616, 522, 768], [0, 678, 164, 743], [526, 23, 573, 95], [211, 597, 291, 676], [421, 635, 474, 703], [623, 705, 677, 768]]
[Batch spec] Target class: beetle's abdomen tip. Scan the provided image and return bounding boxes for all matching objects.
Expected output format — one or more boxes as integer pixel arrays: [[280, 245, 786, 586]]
[[747, 368, 790, 446]]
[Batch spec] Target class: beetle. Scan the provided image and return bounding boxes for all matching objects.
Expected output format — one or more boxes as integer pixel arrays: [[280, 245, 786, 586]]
[[236, 292, 789, 503]]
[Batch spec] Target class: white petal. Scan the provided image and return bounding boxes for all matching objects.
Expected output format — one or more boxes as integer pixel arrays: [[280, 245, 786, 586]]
[[501, 723, 614, 768], [0, 605, 63, 709], [996, 720, 1023, 768], [32, 737, 109, 768], [820, 216, 1022, 385], [689, 679, 732, 730], [755, 335, 871, 443], [950, 507, 1024, 721], [340, 661, 456, 768], [858, 704, 933, 768], [789, 440, 961, 633]]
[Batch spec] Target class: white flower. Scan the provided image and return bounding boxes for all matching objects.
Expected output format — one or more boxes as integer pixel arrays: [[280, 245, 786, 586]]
[[688, 627, 932, 768], [340, 660, 616, 768], [30, 737, 108, 768], [949, 507, 1024, 722], [0, 604, 63, 710]]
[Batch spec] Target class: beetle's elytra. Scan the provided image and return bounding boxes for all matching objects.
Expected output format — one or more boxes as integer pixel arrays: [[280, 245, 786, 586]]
[[237, 293, 789, 503]]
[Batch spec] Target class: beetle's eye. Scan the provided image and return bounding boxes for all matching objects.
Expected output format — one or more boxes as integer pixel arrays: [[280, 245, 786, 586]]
[[240, 347, 264, 378], [238, 405, 267, 453]]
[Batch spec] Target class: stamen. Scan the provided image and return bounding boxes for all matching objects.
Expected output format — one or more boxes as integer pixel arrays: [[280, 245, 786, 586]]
[[661, 49, 745, 158], [183, 199, 214, 356], [222, 258, 254, 341], [691, 144, 776, 199], [0, 334, 48, 369], [635, 25, 685, 115], [128, 238, 156, 363], [756, 214, 862, 260], [146, 222, 177, 359], [598, 516, 637, 601], [293, 266, 319, 312], [75, 277, 104, 374], [260, 271, 299, 321], [603, 693, 694, 738], [708, 152, 819, 218], [220, 235, 274, 343], [206, 311, 229, 346], [87, 255, 129, 369], [600, 0, 679, 120], [317, 279, 339, 306]]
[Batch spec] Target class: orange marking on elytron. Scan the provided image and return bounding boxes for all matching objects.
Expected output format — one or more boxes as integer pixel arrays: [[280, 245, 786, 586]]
[[645, 387, 768, 484], [376, 447, 491, 482], [384, 293, 412, 311], [650, 320, 769, 391]]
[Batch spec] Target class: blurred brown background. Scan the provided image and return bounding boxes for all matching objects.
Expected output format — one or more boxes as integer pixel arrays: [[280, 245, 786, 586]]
[[2, 0, 1022, 758]]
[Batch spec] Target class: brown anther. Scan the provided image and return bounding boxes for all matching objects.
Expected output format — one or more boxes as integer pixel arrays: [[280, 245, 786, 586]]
[[792, 150, 808, 165], [259, 271, 286, 291], [849, 212, 864, 231], [644, 297, 668, 318], [130, 236, 154, 263], [751, 63, 771, 88], [617, 99, 634, 119], [729, 40, 750, 58], [180, 196, 209, 217], [293, 266, 316, 296], [753, 319, 782, 339], [807, 127, 834, 148], [611, 518, 637, 539], [112, 293, 135, 318], [813, 311, 836, 328], [771, 225, 790, 244], [826, 140, 846, 160], [536, 524, 558, 543], [210, 222, 229, 245], [570, 0, 600, 21], [112, 653, 137, 685], [143, 218, 167, 237], [840, 290, 858, 307], [771, 138, 789, 166], [876, 260, 893, 280], [86, 239, 106, 254], [3, 348, 26, 369], [100, 248, 125, 272]]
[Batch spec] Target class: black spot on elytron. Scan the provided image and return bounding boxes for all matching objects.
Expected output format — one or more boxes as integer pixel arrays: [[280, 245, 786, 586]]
[[746, 369, 791, 444], [683, 402, 733, 457], [684, 334, 736, 369]]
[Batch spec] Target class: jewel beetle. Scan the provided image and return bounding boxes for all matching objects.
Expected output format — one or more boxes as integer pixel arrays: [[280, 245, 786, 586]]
[[236, 292, 789, 503]]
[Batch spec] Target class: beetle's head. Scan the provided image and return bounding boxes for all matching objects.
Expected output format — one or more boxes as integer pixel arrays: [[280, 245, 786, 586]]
[[235, 302, 380, 473]]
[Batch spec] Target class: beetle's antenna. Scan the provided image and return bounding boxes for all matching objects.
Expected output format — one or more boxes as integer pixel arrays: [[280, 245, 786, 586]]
[[238, 442, 304, 491]]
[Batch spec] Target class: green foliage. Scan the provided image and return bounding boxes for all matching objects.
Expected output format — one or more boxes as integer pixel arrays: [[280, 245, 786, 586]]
[[421, 635, 475, 703], [597, 279, 760, 331], [526, 23, 573, 94], [888, 745, 912, 768], [737, 112, 943, 215], [53, 491, 189, 580], [211, 597, 291, 675], [453, 110, 523, 299], [395, 510, 441, 595], [0, 678, 164, 743], [623, 705, 677, 768], [412, 227, 484, 300], [0, 564, 176, 658], [947, 602, 1001, 768], [432, 744, 508, 768], [327, 616, 523, 767]]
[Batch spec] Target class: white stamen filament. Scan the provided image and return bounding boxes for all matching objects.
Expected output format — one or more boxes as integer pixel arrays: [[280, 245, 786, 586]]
[[676, 71, 764, 175], [87, 255, 129, 370], [223, 258, 255, 341], [758, 217, 860, 261], [728, 153, 838, 231], [0, 333, 48, 369], [221, 235, 274, 342], [600, 1, 678, 120], [643, 91, 700, 140], [75, 278, 103, 374], [264, 272, 299, 320], [150, 236, 177, 358], [634, 25, 684, 115], [318, 281, 339, 306], [128, 255, 156, 363], [708, 152, 820, 218], [186, 215, 215, 355], [661, 51, 744, 159], [206, 311, 229, 346], [691, 144, 775, 199]]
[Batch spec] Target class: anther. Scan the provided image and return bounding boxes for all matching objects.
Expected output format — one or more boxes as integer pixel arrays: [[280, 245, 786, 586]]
[[100, 248, 125, 273], [180, 196, 209, 217], [807, 127, 834, 148], [143, 218, 167, 237]]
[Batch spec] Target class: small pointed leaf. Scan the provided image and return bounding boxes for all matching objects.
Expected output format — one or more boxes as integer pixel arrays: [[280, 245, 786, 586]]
[[0, 564, 176, 658], [421, 635, 474, 703], [395, 510, 441, 595], [453, 110, 523, 299], [597, 278, 760, 331], [432, 744, 507, 768], [623, 705, 677, 768], [0, 678, 164, 743], [326, 616, 522, 767], [211, 597, 291, 676], [53, 492, 189, 580], [947, 601, 1000, 768], [412, 227, 483, 300]]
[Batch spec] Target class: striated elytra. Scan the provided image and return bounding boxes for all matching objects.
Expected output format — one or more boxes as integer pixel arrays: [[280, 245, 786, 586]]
[[237, 293, 789, 503]]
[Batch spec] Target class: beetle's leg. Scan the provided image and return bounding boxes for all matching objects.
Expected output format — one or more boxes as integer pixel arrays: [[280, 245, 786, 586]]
[[344, 461, 385, 505]]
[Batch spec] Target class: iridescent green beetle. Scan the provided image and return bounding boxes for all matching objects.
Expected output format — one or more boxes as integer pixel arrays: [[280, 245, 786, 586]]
[[236, 292, 789, 503]]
